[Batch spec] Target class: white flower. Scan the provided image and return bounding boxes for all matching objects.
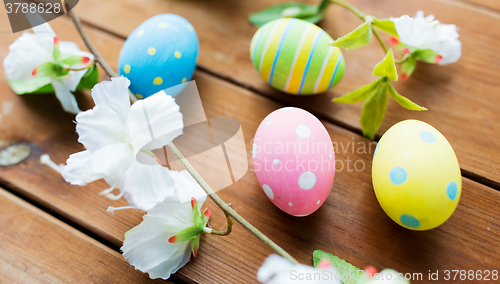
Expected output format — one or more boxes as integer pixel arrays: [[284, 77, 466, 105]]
[[392, 11, 461, 65], [122, 186, 209, 280], [257, 255, 340, 284], [3, 22, 94, 114], [62, 77, 184, 210]]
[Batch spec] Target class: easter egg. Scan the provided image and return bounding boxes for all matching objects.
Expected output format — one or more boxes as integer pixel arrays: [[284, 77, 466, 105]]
[[118, 14, 199, 98], [249, 18, 345, 95], [372, 120, 461, 230], [252, 107, 335, 216]]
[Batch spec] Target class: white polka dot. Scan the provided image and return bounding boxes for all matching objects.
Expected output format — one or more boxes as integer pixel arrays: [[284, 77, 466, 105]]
[[266, 120, 272, 125], [317, 200, 321, 204], [252, 143, 258, 159], [329, 153, 333, 160], [288, 202, 293, 206], [273, 159, 280, 165], [295, 125, 311, 139], [263, 184, 274, 200], [298, 172, 317, 190]]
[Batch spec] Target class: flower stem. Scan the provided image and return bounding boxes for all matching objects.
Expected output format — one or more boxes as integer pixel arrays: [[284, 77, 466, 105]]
[[330, 0, 365, 21], [330, 0, 388, 54], [66, 8, 137, 103], [371, 28, 388, 54], [168, 143, 299, 264], [209, 214, 233, 236], [67, 9, 299, 265]]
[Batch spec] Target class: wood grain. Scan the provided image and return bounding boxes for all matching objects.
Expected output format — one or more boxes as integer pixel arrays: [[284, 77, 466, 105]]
[[70, 0, 500, 185], [0, 188, 167, 283], [453, 0, 500, 11], [0, 16, 499, 283]]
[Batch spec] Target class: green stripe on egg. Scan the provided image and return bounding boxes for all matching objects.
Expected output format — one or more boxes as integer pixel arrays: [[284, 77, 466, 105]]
[[250, 18, 345, 95]]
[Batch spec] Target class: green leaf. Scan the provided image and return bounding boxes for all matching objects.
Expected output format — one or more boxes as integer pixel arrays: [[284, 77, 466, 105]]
[[249, 3, 323, 27], [372, 18, 399, 37], [387, 82, 427, 111], [414, 49, 440, 64], [7, 65, 98, 95], [372, 49, 398, 81], [333, 78, 383, 103], [360, 81, 389, 139], [330, 21, 372, 50], [313, 250, 362, 284], [400, 56, 417, 80]]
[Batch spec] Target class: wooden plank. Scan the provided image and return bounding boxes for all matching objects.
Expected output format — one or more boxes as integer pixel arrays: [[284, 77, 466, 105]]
[[1, 16, 500, 283], [0, 188, 167, 283], [70, 0, 500, 185], [453, 0, 500, 12]]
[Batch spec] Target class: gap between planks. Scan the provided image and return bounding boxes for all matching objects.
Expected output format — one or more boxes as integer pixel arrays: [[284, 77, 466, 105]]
[[0, 180, 189, 284]]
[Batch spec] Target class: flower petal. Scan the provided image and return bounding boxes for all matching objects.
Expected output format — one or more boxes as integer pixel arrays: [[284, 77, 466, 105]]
[[3, 32, 53, 81], [392, 15, 436, 48], [128, 90, 183, 152], [171, 170, 208, 205], [90, 77, 131, 123], [433, 38, 462, 65], [62, 150, 100, 186], [146, 246, 192, 279], [120, 160, 176, 211], [75, 104, 127, 152], [122, 216, 191, 278], [89, 142, 134, 187], [51, 78, 81, 114]]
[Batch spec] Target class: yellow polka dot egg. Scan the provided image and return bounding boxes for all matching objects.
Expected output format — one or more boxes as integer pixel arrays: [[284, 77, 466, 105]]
[[250, 18, 345, 95], [372, 120, 461, 231], [118, 14, 199, 98]]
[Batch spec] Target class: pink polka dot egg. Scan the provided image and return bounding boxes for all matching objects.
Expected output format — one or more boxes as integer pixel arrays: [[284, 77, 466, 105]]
[[252, 107, 335, 216]]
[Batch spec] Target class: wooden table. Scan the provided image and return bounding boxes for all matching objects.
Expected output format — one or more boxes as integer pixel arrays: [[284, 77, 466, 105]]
[[0, 0, 499, 283]]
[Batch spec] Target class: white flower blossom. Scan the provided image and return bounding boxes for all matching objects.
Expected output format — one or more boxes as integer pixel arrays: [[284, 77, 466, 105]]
[[392, 11, 461, 65], [3, 22, 94, 114], [257, 254, 340, 284], [62, 77, 184, 210], [122, 180, 209, 280]]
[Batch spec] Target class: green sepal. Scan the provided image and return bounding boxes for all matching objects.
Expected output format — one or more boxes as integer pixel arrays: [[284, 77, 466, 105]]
[[191, 235, 201, 257], [372, 18, 399, 37], [413, 49, 440, 64], [62, 55, 84, 66], [8, 65, 98, 95], [333, 78, 382, 104], [313, 250, 361, 284], [249, 2, 323, 27], [372, 49, 398, 81], [401, 56, 417, 80], [361, 80, 389, 140], [330, 21, 372, 50], [387, 82, 427, 111], [33, 62, 58, 78], [53, 42, 61, 62], [170, 225, 203, 243]]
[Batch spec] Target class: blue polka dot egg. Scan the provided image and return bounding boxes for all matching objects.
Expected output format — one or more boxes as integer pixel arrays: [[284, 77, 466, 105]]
[[372, 120, 461, 231], [118, 14, 199, 98]]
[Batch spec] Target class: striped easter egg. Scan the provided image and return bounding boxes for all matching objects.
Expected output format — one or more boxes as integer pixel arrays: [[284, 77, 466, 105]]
[[250, 18, 345, 95]]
